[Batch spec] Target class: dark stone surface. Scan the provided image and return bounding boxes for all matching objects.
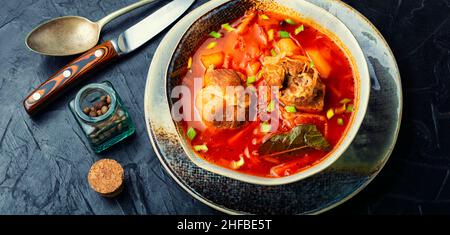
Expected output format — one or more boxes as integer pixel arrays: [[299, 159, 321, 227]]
[[0, 0, 448, 215]]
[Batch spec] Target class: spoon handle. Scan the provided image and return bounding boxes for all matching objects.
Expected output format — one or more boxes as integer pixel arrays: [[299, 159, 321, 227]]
[[23, 41, 118, 115], [97, 0, 158, 28]]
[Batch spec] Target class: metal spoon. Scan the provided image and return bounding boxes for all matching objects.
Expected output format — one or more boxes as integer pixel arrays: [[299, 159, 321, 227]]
[[25, 0, 157, 56]]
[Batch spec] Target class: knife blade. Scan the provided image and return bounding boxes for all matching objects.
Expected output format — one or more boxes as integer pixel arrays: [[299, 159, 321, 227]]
[[116, 0, 195, 54], [23, 0, 195, 115]]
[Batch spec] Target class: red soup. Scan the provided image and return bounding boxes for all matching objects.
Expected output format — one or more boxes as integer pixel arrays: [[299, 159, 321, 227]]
[[178, 10, 356, 178]]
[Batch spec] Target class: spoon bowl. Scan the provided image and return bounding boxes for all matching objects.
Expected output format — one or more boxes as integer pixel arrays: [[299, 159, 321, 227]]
[[26, 16, 100, 56], [26, 0, 156, 56]]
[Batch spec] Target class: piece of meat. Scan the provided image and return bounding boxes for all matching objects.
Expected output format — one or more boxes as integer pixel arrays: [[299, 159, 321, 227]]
[[261, 63, 285, 87], [204, 68, 245, 87], [262, 55, 325, 112], [281, 75, 325, 112], [196, 68, 249, 129], [282, 57, 309, 78]]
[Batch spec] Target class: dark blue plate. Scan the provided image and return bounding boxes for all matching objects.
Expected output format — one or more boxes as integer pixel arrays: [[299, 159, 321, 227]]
[[144, 0, 402, 214]]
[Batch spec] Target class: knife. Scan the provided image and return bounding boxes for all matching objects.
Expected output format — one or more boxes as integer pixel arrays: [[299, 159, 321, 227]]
[[23, 0, 195, 115]]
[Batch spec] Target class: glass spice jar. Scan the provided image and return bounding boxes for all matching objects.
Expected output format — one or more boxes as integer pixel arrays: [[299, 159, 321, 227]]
[[69, 81, 135, 153]]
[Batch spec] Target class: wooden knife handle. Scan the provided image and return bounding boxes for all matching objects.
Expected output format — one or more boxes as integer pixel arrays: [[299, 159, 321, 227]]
[[23, 41, 118, 115]]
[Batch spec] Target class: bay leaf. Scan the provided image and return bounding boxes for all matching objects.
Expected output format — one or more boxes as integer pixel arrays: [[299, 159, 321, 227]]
[[259, 124, 331, 156]]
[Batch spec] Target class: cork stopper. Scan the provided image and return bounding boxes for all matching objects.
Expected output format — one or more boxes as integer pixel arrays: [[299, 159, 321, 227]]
[[88, 159, 124, 197]]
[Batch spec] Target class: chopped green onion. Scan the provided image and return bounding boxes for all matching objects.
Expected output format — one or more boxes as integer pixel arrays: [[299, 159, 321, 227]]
[[209, 31, 222, 39], [310, 61, 315, 68], [337, 118, 344, 126], [340, 98, 352, 104], [267, 100, 275, 112], [187, 57, 193, 69], [246, 76, 256, 85], [285, 106, 297, 113], [261, 122, 271, 133], [207, 41, 217, 49], [295, 25, 304, 35], [257, 71, 263, 79], [346, 104, 354, 113], [285, 19, 296, 25], [261, 14, 270, 20], [187, 127, 197, 141], [193, 144, 208, 152], [279, 31, 290, 38], [271, 49, 277, 56], [327, 108, 335, 119], [221, 23, 235, 32]]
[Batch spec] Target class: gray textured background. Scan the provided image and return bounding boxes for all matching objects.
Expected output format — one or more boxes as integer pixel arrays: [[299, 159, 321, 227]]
[[0, 0, 449, 214]]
